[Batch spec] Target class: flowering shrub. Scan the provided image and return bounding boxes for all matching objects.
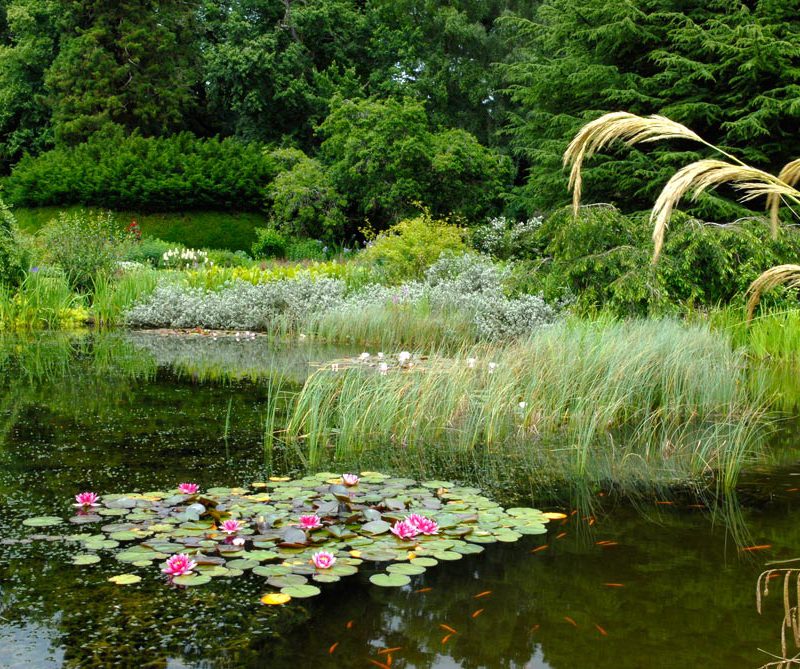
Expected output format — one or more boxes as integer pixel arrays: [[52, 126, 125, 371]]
[[162, 248, 211, 270], [472, 216, 543, 259]]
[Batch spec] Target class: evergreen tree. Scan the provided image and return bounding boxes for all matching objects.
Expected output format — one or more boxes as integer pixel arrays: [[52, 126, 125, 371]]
[[45, 0, 202, 145], [499, 0, 800, 216]]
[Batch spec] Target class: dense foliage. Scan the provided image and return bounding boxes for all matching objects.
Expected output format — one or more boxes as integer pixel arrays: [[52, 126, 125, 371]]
[[0, 196, 26, 285], [3, 131, 275, 210]]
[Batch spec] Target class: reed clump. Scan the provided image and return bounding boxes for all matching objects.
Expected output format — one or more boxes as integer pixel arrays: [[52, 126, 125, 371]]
[[285, 318, 767, 490]]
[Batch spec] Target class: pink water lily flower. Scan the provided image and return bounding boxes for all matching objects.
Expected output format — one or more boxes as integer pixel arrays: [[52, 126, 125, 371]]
[[390, 519, 420, 541], [220, 519, 243, 535], [163, 553, 197, 577], [298, 514, 322, 530], [407, 513, 439, 536], [342, 473, 360, 486], [311, 551, 337, 569], [74, 491, 100, 507], [178, 482, 199, 495]]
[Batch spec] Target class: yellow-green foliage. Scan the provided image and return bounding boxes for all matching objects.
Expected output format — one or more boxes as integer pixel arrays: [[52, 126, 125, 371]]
[[358, 214, 468, 284], [0, 272, 88, 330], [181, 260, 373, 291]]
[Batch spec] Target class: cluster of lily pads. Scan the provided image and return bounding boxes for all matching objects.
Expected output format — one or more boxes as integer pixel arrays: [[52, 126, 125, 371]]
[[22, 472, 551, 604]]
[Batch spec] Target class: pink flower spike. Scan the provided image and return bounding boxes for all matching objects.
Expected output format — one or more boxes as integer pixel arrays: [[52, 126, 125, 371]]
[[162, 553, 197, 577], [220, 519, 243, 535], [298, 514, 323, 530], [407, 513, 439, 535], [311, 551, 337, 569], [73, 491, 100, 507], [178, 482, 199, 495], [390, 519, 420, 541], [342, 473, 360, 487]]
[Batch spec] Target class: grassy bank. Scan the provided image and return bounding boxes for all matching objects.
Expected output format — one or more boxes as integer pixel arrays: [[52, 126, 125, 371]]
[[13, 207, 268, 252], [283, 319, 768, 491]]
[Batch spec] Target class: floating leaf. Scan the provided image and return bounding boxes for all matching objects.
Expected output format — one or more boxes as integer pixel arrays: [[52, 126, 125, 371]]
[[387, 563, 426, 575], [280, 584, 321, 598], [369, 573, 411, 588], [72, 554, 101, 566], [172, 574, 211, 586], [267, 574, 307, 588], [361, 520, 391, 535], [23, 516, 63, 527], [108, 574, 141, 585]]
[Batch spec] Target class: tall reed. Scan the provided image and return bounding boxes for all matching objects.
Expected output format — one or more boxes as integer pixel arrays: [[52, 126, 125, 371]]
[[285, 318, 767, 490]]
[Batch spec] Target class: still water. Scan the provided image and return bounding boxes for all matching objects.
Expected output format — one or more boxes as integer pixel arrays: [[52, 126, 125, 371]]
[[0, 333, 797, 668]]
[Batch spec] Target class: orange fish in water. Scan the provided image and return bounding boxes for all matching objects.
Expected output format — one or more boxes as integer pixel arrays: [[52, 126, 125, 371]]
[[441, 633, 454, 645], [594, 624, 608, 636], [531, 544, 549, 553], [739, 545, 772, 552], [368, 660, 391, 669], [415, 587, 433, 593], [604, 583, 625, 587], [564, 616, 578, 627], [556, 532, 567, 539], [474, 590, 492, 599], [329, 642, 339, 655], [596, 540, 619, 547], [440, 624, 458, 634], [346, 620, 354, 630], [655, 501, 674, 505], [471, 609, 485, 619], [378, 647, 402, 655], [530, 624, 541, 633]]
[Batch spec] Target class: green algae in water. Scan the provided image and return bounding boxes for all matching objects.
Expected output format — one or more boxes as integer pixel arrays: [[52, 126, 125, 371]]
[[23, 472, 549, 602]]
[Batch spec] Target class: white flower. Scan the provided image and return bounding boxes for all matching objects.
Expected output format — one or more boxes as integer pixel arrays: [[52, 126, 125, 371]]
[[519, 401, 527, 409], [466, 357, 477, 369], [398, 351, 411, 364], [331, 363, 339, 372], [488, 362, 497, 374], [232, 537, 245, 546], [299, 333, 307, 341], [379, 363, 388, 375], [359, 352, 370, 361], [377, 352, 384, 359]]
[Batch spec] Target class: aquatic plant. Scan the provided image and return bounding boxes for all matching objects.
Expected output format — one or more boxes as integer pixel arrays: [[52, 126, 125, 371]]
[[21, 472, 549, 604], [285, 319, 767, 490], [74, 492, 100, 507], [756, 563, 800, 668], [342, 474, 359, 486], [178, 482, 199, 495], [163, 553, 197, 577]]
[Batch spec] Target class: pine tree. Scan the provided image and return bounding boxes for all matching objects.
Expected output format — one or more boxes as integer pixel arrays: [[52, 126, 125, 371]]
[[45, 0, 202, 145]]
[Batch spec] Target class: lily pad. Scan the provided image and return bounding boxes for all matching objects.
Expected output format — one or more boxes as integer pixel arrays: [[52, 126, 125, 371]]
[[72, 554, 101, 566], [369, 573, 411, 587], [173, 574, 212, 586], [280, 584, 321, 598], [22, 516, 63, 527], [108, 574, 141, 585]]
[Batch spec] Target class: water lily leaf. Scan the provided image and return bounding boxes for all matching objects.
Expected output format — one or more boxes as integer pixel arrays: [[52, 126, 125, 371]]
[[369, 573, 410, 588], [280, 584, 320, 598], [261, 592, 291, 605], [23, 516, 63, 527], [69, 514, 103, 524], [422, 481, 453, 489], [108, 574, 141, 585], [410, 557, 438, 567], [452, 543, 484, 555], [387, 563, 426, 575], [132, 560, 153, 567], [109, 531, 140, 541], [253, 564, 292, 577], [312, 573, 340, 583], [280, 527, 307, 546], [361, 520, 391, 535], [225, 558, 258, 570], [247, 550, 279, 561], [173, 574, 211, 586], [431, 551, 462, 561], [72, 554, 101, 565], [267, 574, 307, 588]]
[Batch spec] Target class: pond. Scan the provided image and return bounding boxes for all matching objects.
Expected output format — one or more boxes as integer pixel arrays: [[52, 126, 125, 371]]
[[1, 332, 798, 668]]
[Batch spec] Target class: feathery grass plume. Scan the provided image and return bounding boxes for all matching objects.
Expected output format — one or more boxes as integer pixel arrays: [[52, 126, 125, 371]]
[[563, 112, 710, 216], [768, 158, 800, 237], [651, 160, 799, 262], [745, 265, 800, 323]]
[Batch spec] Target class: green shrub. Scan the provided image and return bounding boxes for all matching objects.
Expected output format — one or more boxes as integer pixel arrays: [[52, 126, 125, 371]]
[[36, 210, 131, 291], [123, 236, 177, 267], [267, 148, 346, 240], [286, 238, 326, 261], [206, 249, 252, 268], [3, 129, 276, 211], [358, 213, 468, 284], [512, 205, 800, 316], [0, 198, 28, 286], [252, 228, 288, 259]]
